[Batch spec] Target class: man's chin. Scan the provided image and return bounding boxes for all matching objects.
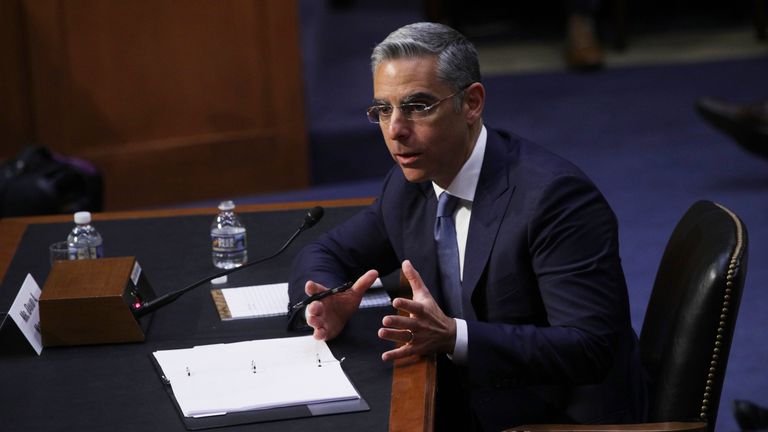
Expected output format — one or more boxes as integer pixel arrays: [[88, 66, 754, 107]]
[[399, 167, 429, 183]]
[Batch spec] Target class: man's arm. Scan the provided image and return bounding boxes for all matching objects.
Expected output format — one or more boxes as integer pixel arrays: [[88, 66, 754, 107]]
[[288, 201, 399, 304], [287, 175, 402, 335]]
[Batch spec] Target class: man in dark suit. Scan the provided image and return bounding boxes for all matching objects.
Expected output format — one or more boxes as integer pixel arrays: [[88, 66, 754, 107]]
[[288, 22, 646, 430]]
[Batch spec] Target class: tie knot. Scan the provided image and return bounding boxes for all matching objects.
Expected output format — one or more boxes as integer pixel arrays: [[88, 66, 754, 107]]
[[437, 193, 460, 218]]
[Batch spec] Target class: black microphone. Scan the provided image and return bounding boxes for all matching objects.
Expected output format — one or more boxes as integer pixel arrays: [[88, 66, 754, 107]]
[[132, 206, 324, 317]]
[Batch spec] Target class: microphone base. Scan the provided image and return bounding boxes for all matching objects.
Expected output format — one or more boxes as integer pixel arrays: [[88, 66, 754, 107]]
[[40, 257, 156, 346]]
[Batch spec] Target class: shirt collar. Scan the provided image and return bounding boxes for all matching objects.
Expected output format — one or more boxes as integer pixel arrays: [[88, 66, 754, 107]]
[[433, 125, 487, 203]]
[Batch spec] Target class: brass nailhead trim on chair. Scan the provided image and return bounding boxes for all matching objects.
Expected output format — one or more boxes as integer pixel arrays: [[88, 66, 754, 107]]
[[699, 203, 746, 422]]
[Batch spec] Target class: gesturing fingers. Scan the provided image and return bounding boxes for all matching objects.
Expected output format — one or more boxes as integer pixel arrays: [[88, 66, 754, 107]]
[[305, 297, 324, 317], [377, 327, 415, 345], [381, 313, 416, 332], [402, 260, 428, 292], [391, 296, 423, 317], [350, 270, 379, 296], [381, 342, 416, 362], [401, 260, 437, 304], [304, 280, 327, 297], [377, 261, 457, 361], [305, 301, 326, 340]]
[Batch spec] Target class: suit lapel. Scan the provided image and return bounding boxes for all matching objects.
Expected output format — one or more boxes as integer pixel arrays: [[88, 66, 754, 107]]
[[462, 130, 516, 320], [401, 182, 446, 308]]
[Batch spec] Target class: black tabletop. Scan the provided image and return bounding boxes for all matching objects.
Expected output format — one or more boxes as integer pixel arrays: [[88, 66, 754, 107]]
[[0, 206, 396, 431]]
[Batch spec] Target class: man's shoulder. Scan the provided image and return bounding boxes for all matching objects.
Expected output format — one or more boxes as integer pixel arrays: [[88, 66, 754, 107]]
[[487, 127, 592, 184]]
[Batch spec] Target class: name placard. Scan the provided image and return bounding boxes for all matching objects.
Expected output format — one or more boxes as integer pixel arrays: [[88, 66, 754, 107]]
[[9, 274, 43, 355]]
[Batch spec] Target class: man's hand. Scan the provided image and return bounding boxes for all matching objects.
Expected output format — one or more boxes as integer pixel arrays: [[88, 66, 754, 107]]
[[378, 260, 456, 361], [305, 269, 379, 341]]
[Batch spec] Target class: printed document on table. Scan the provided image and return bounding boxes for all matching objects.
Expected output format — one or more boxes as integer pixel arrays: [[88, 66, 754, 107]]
[[152, 336, 359, 418], [214, 279, 390, 320]]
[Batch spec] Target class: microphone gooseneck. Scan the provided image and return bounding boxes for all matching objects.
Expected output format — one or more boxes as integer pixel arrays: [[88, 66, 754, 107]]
[[132, 206, 325, 317]]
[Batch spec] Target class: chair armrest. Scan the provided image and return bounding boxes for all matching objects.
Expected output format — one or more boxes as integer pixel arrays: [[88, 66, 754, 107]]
[[505, 421, 707, 432]]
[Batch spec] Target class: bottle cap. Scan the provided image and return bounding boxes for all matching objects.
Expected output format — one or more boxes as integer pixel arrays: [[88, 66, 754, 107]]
[[74, 211, 92, 225], [218, 200, 235, 211]]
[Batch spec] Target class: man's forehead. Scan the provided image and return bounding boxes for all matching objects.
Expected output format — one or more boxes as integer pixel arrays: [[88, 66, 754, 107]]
[[372, 58, 446, 101], [374, 56, 437, 82]]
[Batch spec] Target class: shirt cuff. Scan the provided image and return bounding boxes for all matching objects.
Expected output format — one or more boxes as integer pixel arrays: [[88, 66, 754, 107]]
[[448, 318, 468, 365]]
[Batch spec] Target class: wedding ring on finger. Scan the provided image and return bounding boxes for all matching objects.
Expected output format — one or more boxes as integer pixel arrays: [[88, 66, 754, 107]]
[[405, 329, 415, 344]]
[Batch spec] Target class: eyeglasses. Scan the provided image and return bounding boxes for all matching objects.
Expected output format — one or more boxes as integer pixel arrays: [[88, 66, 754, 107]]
[[366, 87, 468, 124]]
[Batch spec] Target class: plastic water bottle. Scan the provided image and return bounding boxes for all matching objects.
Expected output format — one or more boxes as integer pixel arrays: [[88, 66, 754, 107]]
[[67, 211, 104, 260], [211, 200, 248, 269]]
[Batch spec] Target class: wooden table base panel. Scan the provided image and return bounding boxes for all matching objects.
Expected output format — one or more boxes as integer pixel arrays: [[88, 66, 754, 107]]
[[389, 354, 436, 432]]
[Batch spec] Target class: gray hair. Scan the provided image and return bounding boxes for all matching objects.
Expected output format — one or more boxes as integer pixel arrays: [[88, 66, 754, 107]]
[[371, 22, 481, 95]]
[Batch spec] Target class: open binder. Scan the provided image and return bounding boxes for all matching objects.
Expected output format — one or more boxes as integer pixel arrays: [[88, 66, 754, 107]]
[[152, 336, 369, 430]]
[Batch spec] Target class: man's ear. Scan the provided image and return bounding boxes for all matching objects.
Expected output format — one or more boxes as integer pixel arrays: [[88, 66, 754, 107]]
[[464, 82, 485, 123]]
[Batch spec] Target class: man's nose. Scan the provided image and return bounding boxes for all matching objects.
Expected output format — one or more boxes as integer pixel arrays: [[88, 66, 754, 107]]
[[386, 109, 410, 141]]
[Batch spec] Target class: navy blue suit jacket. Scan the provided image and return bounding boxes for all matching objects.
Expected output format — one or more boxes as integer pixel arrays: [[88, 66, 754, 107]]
[[289, 128, 646, 430]]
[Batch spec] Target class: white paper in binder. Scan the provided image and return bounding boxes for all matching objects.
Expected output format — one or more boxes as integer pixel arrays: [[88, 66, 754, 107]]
[[152, 336, 359, 418]]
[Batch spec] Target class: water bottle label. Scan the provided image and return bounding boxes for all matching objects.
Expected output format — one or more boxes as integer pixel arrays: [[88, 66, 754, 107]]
[[67, 245, 103, 259], [68, 247, 83, 260], [212, 232, 246, 252], [68, 246, 89, 260]]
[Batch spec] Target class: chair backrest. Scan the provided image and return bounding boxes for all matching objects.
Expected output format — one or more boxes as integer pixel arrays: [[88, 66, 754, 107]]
[[639, 200, 748, 431]]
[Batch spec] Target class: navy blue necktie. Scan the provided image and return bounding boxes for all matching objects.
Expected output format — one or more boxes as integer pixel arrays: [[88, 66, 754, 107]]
[[434, 192, 463, 318]]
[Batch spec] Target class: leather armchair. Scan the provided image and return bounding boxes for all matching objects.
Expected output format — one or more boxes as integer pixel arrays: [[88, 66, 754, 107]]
[[508, 200, 749, 432]]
